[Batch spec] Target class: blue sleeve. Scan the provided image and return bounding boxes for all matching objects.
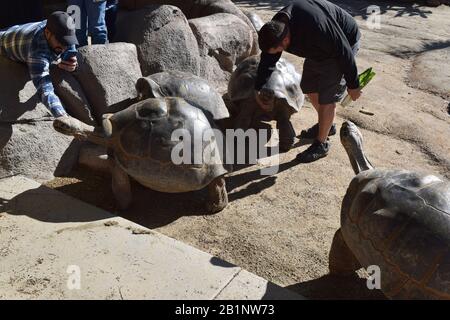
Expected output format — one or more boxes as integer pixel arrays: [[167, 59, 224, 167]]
[[27, 54, 66, 117]]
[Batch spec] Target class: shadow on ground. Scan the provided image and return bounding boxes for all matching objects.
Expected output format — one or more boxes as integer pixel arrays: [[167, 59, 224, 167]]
[[44, 132, 312, 229], [391, 39, 450, 58], [232, 0, 435, 18], [45, 154, 305, 229], [285, 274, 386, 300]]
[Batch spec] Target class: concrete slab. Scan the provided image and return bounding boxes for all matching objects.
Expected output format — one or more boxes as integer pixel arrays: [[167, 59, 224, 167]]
[[214, 270, 304, 300], [0, 175, 302, 300]]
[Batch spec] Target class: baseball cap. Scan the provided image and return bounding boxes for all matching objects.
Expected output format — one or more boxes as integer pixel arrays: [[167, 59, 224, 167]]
[[46, 11, 78, 46]]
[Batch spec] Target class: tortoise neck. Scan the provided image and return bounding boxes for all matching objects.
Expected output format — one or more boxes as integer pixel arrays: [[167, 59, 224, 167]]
[[347, 145, 374, 175], [86, 129, 113, 148]]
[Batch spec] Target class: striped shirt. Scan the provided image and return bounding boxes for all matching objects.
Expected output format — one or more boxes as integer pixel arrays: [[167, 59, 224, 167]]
[[0, 21, 74, 117]]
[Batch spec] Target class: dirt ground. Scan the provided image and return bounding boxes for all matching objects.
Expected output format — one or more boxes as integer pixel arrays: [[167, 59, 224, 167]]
[[46, 0, 450, 299]]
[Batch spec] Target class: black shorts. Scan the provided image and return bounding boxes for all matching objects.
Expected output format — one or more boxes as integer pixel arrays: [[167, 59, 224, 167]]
[[300, 41, 360, 105]]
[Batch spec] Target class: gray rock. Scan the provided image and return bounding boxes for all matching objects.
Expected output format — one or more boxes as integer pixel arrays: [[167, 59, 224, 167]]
[[50, 65, 95, 125], [114, 5, 201, 77], [189, 13, 256, 92], [244, 11, 265, 32], [187, 0, 259, 55], [75, 43, 142, 122], [0, 57, 48, 121], [0, 56, 79, 182], [118, 0, 192, 12], [117, 0, 259, 55]]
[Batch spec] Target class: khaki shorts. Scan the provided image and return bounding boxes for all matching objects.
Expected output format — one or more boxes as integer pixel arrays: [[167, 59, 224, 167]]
[[300, 40, 360, 105]]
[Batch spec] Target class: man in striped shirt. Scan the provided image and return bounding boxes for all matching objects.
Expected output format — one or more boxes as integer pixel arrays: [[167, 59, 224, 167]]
[[0, 11, 85, 131]]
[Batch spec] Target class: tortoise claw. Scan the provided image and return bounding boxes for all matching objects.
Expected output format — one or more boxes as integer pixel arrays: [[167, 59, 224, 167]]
[[206, 177, 228, 213]]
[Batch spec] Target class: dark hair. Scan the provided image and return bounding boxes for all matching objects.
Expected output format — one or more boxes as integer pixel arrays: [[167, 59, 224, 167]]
[[258, 20, 288, 52]]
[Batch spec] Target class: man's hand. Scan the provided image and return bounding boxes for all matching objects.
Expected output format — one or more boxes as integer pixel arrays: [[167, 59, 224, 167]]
[[58, 56, 78, 72], [255, 90, 274, 112], [347, 87, 362, 101]]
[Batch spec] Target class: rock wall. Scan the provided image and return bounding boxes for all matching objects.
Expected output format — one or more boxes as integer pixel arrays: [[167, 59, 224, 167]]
[[0, 56, 79, 182]]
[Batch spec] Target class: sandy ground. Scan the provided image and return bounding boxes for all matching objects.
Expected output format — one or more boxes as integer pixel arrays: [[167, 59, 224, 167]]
[[46, 1, 450, 299]]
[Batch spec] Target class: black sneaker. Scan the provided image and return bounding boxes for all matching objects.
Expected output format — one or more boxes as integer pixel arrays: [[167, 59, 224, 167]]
[[299, 123, 336, 140], [295, 140, 330, 163]]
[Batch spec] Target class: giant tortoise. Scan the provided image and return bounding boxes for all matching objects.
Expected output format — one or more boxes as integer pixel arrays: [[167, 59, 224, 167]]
[[329, 120, 450, 299], [135, 71, 229, 121], [54, 97, 230, 213], [227, 55, 304, 152]]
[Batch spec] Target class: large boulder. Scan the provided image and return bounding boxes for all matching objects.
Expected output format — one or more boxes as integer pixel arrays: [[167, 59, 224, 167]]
[[50, 65, 96, 125], [119, 0, 191, 12], [75, 43, 142, 122], [190, 0, 260, 53], [189, 13, 256, 91], [244, 10, 264, 32], [0, 56, 79, 183], [114, 5, 201, 77], [124, 0, 259, 53]]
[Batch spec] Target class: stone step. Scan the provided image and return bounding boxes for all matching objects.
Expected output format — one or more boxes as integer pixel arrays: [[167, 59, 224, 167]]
[[0, 175, 303, 300]]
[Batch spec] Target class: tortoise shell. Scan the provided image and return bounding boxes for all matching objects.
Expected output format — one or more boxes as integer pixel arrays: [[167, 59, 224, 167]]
[[228, 55, 304, 115], [341, 169, 450, 299], [104, 97, 229, 193], [135, 71, 230, 120]]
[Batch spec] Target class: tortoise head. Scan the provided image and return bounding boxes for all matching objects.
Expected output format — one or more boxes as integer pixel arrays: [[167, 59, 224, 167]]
[[260, 58, 304, 114], [135, 77, 165, 101], [101, 97, 213, 165], [258, 88, 276, 110], [100, 99, 173, 161], [340, 121, 374, 175], [229, 56, 303, 115]]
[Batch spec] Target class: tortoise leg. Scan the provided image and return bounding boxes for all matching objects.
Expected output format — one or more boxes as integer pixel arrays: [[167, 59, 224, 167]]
[[78, 144, 113, 174], [233, 102, 254, 131], [329, 228, 361, 276], [277, 117, 295, 153], [111, 163, 132, 210], [53, 115, 95, 139], [206, 176, 228, 214]]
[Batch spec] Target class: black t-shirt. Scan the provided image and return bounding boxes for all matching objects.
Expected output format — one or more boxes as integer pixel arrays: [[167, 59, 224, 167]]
[[255, 0, 361, 90]]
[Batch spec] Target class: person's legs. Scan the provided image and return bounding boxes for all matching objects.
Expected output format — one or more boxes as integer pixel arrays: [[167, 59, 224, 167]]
[[307, 93, 320, 112], [300, 59, 320, 113], [313, 59, 344, 139], [105, 1, 118, 41], [23, 0, 43, 23], [300, 62, 337, 140], [317, 103, 336, 143], [296, 41, 360, 163], [68, 0, 88, 46], [296, 64, 339, 163], [300, 92, 337, 139], [87, 0, 108, 44]]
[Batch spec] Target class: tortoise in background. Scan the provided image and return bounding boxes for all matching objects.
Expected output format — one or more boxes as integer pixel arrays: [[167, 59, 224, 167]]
[[54, 97, 230, 213], [330, 120, 450, 299], [227, 55, 304, 152], [135, 71, 230, 122]]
